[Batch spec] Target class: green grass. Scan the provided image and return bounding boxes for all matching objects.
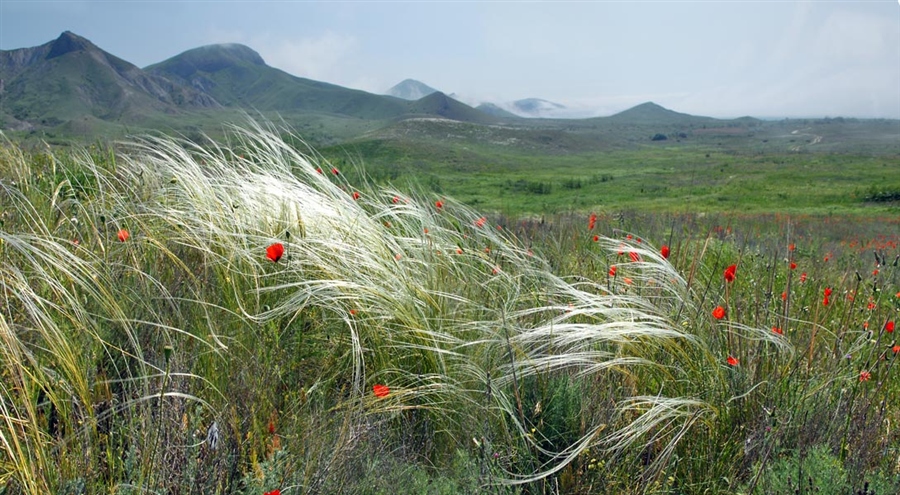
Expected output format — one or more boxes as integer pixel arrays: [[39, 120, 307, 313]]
[[323, 135, 900, 216], [0, 124, 899, 494]]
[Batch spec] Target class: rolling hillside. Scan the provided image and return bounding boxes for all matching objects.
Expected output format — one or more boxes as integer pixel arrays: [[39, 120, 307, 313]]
[[0, 31, 217, 131], [146, 44, 410, 119]]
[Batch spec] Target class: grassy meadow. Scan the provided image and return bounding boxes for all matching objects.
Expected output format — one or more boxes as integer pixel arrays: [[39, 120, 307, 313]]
[[0, 123, 899, 494]]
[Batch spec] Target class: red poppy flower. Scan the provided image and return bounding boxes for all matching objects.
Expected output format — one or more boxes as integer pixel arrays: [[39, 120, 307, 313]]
[[373, 384, 389, 398], [629, 252, 640, 262], [823, 296, 830, 306], [886, 321, 895, 333], [726, 355, 739, 366], [790, 262, 797, 270], [266, 243, 284, 263], [788, 243, 796, 251], [712, 306, 726, 320], [781, 292, 787, 301], [772, 326, 783, 335], [268, 420, 276, 435], [264, 490, 281, 495], [117, 229, 130, 242], [349, 309, 358, 315], [873, 269, 879, 276], [331, 167, 339, 175], [867, 301, 876, 310], [593, 235, 599, 242], [608, 265, 617, 277], [435, 200, 443, 209], [588, 213, 597, 230], [800, 272, 807, 283], [660, 245, 670, 259], [723, 264, 737, 282], [316, 167, 323, 174], [352, 191, 360, 200], [824, 287, 833, 297], [893, 345, 900, 354], [859, 370, 871, 382], [392, 196, 399, 204], [474, 217, 486, 228], [456, 247, 463, 255], [492, 266, 500, 275]]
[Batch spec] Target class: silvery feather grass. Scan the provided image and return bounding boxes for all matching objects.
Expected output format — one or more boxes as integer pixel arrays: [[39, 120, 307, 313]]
[[0, 124, 790, 492]]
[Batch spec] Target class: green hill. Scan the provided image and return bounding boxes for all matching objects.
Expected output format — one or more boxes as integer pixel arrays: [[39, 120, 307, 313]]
[[146, 44, 409, 120], [406, 92, 498, 124], [0, 31, 216, 131], [604, 101, 716, 125]]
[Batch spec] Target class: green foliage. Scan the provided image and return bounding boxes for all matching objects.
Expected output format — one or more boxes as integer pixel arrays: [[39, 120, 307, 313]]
[[0, 125, 899, 494], [745, 445, 900, 495]]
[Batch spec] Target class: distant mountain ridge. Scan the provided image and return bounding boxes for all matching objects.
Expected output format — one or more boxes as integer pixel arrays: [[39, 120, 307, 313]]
[[146, 43, 409, 119], [0, 31, 217, 130], [0, 32, 500, 133], [386, 79, 438, 101], [1, 31, 752, 139]]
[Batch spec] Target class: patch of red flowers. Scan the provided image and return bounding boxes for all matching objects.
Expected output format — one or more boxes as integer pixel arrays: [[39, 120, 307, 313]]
[[823, 287, 832, 306], [117, 229, 130, 242], [712, 306, 726, 320], [373, 384, 390, 398], [474, 217, 487, 228], [266, 243, 284, 263], [660, 245, 670, 259], [772, 326, 783, 335], [723, 264, 737, 283], [588, 213, 597, 230]]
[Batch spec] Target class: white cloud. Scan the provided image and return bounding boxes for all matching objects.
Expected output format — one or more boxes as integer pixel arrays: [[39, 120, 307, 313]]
[[256, 32, 359, 83]]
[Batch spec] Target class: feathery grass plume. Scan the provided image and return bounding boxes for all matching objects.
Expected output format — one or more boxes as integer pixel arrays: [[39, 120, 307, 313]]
[[1, 123, 807, 491], [0, 136, 218, 491], [122, 123, 798, 485]]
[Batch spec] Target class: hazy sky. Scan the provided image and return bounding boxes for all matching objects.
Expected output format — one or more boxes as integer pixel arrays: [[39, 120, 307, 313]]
[[2, 0, 899, 118]]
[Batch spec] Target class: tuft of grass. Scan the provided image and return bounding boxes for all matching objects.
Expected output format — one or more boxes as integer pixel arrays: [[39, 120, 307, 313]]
[[0, 123, 897, 493]]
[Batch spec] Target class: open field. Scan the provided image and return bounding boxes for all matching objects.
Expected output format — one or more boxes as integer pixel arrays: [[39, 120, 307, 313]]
[[318, 117, 900, 216], [0, 124, 898, 493]]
